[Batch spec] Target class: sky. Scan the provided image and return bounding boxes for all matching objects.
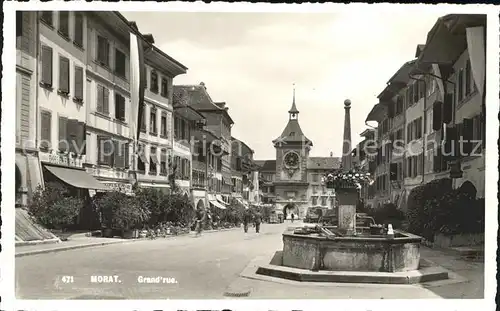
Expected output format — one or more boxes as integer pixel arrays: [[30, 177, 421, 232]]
[[122, 10, 445, 160]]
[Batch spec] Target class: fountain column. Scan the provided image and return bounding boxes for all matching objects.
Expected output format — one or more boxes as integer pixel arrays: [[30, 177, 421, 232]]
[[337, 99, 357, 235]]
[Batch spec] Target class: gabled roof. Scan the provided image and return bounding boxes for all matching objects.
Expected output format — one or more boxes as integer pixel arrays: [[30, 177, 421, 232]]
[[306, 157, 341, 170], [173, 84, 234, 124], [254, 160, 276, 171]]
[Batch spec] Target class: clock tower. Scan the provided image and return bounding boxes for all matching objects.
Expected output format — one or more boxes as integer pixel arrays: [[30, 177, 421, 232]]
[[271, 88, 312, 219]]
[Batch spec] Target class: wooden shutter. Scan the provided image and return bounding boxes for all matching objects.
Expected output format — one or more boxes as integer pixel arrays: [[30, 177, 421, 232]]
[[66, 119, 79, 154], [74, 66, 83, 100], [77, 121, 86, 155], [388, 101, 394, 118], [16, 11, 23, 37], [40, 111, 51, 149], [114, 140, 124, 168], [389, 163, 397, 181], [432, 101, 443, 131], [103, 87, 109, 114], [119, 95, 126, 121], [41, 46, 53, 86], [123, 142, 129, 168], [58, 117, 68, 152], [97, 85, 103, 113], [442, 94, 453, 124], [59, 56, 70, 93], [462, 118, 473, 155], [444, 126, 457, 160], [74, 12, 83, 47]]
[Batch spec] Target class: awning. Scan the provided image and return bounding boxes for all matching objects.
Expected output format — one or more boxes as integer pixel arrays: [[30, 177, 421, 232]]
[[215, 194, 228, 206], [44, 165, 109, 191], [365, 103, 387, 123], [207, 194, 216, 201], [173, 105, 205, 121], [235, 197, 249, 207], [210, 199, 226, 210]]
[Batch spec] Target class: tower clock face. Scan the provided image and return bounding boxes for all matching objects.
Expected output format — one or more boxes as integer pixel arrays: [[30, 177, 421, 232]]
[[284, 151, 300, 168]]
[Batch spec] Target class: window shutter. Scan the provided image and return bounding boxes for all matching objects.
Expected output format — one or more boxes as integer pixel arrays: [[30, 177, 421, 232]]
[[16, 11, 23, 37], [59, 57, 70, 93], [124, 143, 129, 168], [41, 46, 53, 86], [40, 111, 52, 149], [97, 85, 103, 112], [442, 94, 453, 124], [388, 101, 394, 118], [432, 101, 443, 131], [66, 119, 79, 154], [114, 140, 123, 168], [444, 126, 457, 160], [103, 87, 109, 114], [77, 121, 86, 155], [74, 66, 83, 100], [74, 13, 83, 47], [119, 96, 126, 121], [462, 118, 473, 155], [58, 117, 68, 152], [389, 163, 397, 181]]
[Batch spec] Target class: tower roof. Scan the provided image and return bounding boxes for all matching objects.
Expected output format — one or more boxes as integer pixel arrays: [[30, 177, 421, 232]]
[[288, 88, 299, 114]]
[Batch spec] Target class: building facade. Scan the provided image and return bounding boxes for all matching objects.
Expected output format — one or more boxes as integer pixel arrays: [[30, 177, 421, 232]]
[[306, 157, 341, 210], [16, 11, 41, 208], [230, 137, 256, 204]]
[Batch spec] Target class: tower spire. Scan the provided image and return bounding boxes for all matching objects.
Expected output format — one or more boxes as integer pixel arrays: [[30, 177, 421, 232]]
[[341, 99, 353, 170], [289, 83, 299, 120]]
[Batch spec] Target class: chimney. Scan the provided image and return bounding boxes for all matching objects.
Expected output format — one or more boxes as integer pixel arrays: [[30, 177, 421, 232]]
[[199, 82, 206, 90], [143, 34, 155, 44], [330, 151, 333, 157]]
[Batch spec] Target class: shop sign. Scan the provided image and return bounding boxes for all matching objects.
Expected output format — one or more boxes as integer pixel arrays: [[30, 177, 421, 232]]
[[41, 151, 82, 168], [103, 182, 132, 194]]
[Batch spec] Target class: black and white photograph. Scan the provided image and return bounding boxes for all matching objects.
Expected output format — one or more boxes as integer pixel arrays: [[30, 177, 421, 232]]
[[2, 2, 497, 311]]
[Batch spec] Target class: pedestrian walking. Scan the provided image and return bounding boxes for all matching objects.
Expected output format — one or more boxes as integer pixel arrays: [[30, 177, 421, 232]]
[[194, 207, 204, 237], [254, 211, 262, 233], [243, 208, 251, 233], [291, 213, 295, 223]]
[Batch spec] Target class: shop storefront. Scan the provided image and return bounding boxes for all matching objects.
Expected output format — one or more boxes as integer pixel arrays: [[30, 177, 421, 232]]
[[40, 151, 109, 230]]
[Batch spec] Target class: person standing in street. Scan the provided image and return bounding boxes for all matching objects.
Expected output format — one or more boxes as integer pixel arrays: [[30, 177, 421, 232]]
[[291, 213, 295, 223], [243, 208, 251, 233], [194, 207, 204, 237], [254, 210, 262, 233]]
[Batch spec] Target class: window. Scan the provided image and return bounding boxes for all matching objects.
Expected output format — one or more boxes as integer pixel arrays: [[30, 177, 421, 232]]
[[312, 174, 318, 182], [140, 104, 146, 132], [41, 45, 53, 87], [115, 93, 126, 121], [97, 136, 113, 166], [74, 12, 84, 47], [321, 197, 327, 206], [161, 78, 169, 97], [313, 186, 318, 194], [160, 112, 167, 137], [58, 116, 68, 152], [312, 197, 318, 205], [97, 35, 109, 67], [114, 141, 128, 169], [58, 11, 69, 38], [40, 111, 52, 150], [74, 66, 84, 102], [115, 49, 126, 78], [150, 107, 157, 134], [395, 95, 404, 115], [465, 60, 472, 96], [150, 71, 158, 93], [96, 84, 109, 114], [149, 147, 158, 175], [58, 56, 70, 95], [40, 11, 53, 26]]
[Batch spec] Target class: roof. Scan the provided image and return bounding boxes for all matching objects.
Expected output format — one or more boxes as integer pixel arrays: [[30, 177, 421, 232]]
[[254, 160, 276, 171], [273, 119, 312, 145], [231, 137, 254, 156], [173, 84, 234, 124], [360, 128, 375, 137], [365, 103, 387, 123], [289, 90, 299, 114], [306, 157, 341, 170]]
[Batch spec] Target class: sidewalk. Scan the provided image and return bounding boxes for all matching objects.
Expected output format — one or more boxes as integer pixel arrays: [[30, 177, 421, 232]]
[[15, 226, 241, 258]]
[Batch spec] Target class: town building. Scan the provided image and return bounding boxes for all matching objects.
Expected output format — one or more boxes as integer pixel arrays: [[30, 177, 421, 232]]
[[83, 12, 138, 196], [306, 156, 341, 209], [416, 14, 486, 198], [362, 14, 486, 211], [16, 11, 41, 208], [173, 83, 230, 211], [137, 40, 188, 193], [353, 129, 376, 207], [230, 137, 256, 205]]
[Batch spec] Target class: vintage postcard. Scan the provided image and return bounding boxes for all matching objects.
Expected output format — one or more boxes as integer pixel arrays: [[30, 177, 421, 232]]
[[1, 2, 497, 311]]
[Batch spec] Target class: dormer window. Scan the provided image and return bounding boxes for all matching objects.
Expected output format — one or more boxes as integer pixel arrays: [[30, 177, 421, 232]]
[[289, 132, 295, 136]]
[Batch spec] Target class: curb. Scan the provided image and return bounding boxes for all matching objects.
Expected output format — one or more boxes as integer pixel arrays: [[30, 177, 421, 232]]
[[15, 237, 61, 247], [16, 227, 242, 257]]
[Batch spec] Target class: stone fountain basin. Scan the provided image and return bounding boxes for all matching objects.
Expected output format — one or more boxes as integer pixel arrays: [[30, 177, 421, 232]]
[[282, 230, 423, 273]]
